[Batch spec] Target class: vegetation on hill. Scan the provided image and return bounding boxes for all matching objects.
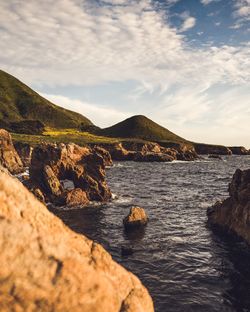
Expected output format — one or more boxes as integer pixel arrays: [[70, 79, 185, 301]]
[[0, 70, 93, 130], [99, 115, 187, 143]]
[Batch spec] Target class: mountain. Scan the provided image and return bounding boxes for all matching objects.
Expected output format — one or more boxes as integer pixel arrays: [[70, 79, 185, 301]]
[[0, 70, 93, 130], [99, 115, 187, 143]]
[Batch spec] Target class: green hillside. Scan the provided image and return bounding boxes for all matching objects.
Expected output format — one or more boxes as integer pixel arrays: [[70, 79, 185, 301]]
[[0, 70, 93, 130], [99, 115, 187, 143]]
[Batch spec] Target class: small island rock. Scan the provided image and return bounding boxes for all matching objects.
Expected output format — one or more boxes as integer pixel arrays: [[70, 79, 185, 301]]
[[123, 206, 148, 229]]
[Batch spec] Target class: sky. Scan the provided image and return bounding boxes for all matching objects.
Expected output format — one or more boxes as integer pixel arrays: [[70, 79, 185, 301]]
[[0, 0, 249, 146]]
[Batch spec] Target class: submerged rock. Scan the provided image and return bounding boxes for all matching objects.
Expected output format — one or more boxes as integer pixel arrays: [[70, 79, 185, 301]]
[[123, 206, 149, 229], [0, 129, 23, 174], [208, 154, 223, 160], [0, 170, 154, 312], [207, 168, 250, 244], [28, 143, 111, 206]]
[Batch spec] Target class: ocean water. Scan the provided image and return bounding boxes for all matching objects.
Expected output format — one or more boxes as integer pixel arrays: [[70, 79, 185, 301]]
[[52, 156, 250, 312]]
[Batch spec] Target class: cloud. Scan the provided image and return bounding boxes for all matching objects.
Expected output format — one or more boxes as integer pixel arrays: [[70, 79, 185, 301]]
[[232, 0, 250, 27], [41, 93, 131, 127], [179, 16, 196, 32], [200, 0, 219, 5], [0, 0, 249, 146]]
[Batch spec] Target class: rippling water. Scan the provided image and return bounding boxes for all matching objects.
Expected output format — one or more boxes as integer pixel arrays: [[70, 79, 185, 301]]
[[52, 156, 250, 312]]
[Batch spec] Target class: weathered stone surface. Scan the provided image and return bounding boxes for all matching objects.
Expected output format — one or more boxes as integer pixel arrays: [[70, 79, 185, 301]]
[[0, 171, 154, 312], [58, 188, 89, 207], [93, 146, 113, 166], [14, 142, 33, 166], [28, 143, 111, 206], [228, 146, 250, 155], [104, 143, 136, 161], [123, 207, 148, 229], [207, 168, 250, 244], [0, 129, 23, 174]]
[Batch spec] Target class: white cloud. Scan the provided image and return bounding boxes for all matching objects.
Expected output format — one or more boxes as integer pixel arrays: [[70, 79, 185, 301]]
[[179, 16, 196, 32], [200, 0, 219, 5], [41, 93, 131, 127], [232, 0, 250, 27]]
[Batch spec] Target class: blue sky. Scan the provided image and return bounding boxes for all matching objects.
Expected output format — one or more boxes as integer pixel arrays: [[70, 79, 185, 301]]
[[0, 0, 249, 146]]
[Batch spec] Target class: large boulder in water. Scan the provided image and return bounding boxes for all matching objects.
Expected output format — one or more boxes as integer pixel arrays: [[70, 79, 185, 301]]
[[207, 168, 250, 243], [123, 206, 149, 230], [0, 169, 154, 312], [28, 143, 111, 206], [0, 129, 23, 174]]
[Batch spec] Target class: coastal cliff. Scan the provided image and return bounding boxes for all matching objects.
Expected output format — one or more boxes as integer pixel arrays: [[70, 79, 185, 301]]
[[0, 167, 154, 312]]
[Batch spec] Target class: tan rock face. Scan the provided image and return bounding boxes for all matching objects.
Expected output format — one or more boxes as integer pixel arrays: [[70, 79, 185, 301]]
[[0, 170, 154, 312], [123, 207, 149, 229], [14, 142, 33, 167], [28, 143, 111, 206], [208, 168, 250, 244], [0, 129, 23, 174]]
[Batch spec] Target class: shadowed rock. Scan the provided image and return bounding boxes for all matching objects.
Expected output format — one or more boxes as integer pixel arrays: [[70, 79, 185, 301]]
[[208, 168, 250, 244], [0, 169, 154, 312]]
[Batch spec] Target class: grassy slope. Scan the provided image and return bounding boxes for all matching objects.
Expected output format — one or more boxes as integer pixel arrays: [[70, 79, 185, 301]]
[[0, 70, 92, 129], [99, 115, 187, 143]]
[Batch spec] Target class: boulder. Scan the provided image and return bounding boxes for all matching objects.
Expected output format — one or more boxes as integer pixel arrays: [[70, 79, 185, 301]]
[[123, 207, 148, 229], [0, 170, 154, 312], [28, 143, 111, 206], [207, 168, 250, 243], [0, 129, 23, 174], [14, 142, 33, 166]]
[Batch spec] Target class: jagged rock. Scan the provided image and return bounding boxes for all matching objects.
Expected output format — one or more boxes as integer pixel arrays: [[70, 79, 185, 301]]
[[104, 143, 136, 161], [123, 207, 148, 230], [28, 143, 111, 206], [0, 170, 154, 312], [14, 142, 33, 166], [59, 188, 89, 207], [0, 129, 23, 174], [207, 168, 250, 243], [93, 146, 113, 166], [229, 146, 250, 155]]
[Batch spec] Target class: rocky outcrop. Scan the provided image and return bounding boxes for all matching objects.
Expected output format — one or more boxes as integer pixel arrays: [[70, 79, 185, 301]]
[[207, 168, 250, 244], [28, 143, 111, 206], [0, 129, 23, 174], [228, 146, 250, 155], [101, 142, 198, 162], [194, 143, 232, 155], [0, 170, 154, 311], [93, 146, 113, 166], [123, 207, 148, 230], [14, 142, 33, 166]]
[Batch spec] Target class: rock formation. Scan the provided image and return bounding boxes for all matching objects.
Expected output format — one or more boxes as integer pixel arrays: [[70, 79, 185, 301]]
[[93, 145, 113, 166], [228, 146, 250, 155], [27, 143, 111, 206], [207, 168, 250, 244], [0, 129, 23, 174], [194, 143, 232, 155], [123, 207, 149, 229], [0, 169, 154, 311], [14, 142, 33, 166]]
